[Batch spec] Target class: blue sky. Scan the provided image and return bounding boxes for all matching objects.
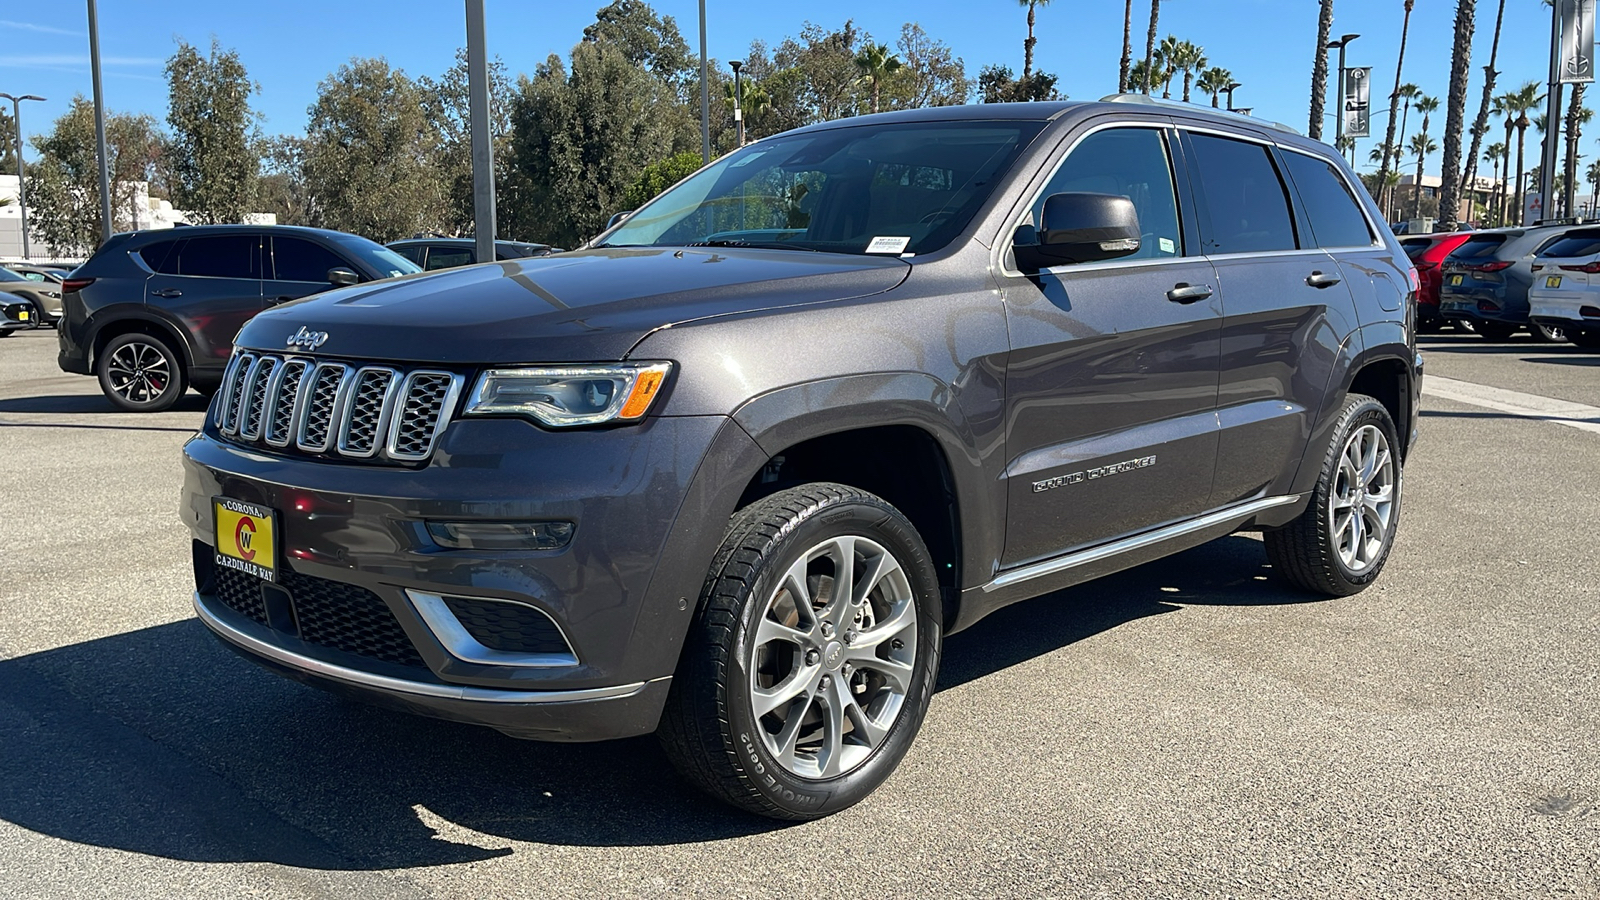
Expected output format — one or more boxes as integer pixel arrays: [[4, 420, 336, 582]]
[[0, 1, 1569, 179]]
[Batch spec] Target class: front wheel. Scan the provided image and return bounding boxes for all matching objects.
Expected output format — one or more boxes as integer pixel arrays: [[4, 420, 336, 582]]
[[659, 484, 943, 820], [1264, 394, 1401, 596], [97, 332, 187, 412]]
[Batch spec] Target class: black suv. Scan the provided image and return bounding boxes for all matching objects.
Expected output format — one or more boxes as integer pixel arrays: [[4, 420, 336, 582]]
[[58, 225, 419, 410], [387, 237, 556, 271], [182, 99, 1420, 820]]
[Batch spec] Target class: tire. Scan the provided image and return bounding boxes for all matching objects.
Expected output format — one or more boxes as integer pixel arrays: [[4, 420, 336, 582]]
[[1475, 321, 1517, 341], [658, 483, 943, 820], [1415, 318, 1444, 335], [1531, 322, 1566, 343], [97, 332, 187, 412], [0, 329, 12, 338], [1264, 393, 1402, 596], [1569, 329, 1600, 348]]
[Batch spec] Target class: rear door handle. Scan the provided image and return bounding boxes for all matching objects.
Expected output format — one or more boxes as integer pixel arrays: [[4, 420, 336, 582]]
[[151, 288, 182, 298], [1166, 283, 1214, 304], [1307, 271, 1343, 288]]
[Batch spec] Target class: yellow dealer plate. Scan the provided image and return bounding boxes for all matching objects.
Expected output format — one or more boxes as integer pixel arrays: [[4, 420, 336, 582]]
[[1547, 275, 1563, 289], [214, 497, 277, 581], [17, 309, 28, 321], [1448, 274, 1464, 286]]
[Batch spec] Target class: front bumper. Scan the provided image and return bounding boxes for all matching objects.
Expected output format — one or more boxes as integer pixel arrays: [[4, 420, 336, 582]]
[[1, 299, 37, 332], [182, 412, 764, 741]]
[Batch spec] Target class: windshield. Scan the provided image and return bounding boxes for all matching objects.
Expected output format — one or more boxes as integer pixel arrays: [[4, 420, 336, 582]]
[[0, 268, 27, 283], [602, 120, 1047, 257], [330, 234, 423, 279]]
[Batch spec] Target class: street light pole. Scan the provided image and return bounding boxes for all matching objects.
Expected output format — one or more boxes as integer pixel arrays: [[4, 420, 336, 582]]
[[465, 0, 495, 265], [1328, 33, 1359, 148], [1539, 0, 1564, 222], [87, 0, 113, 245], [698, 0, 710, 164], [1225, 81, 1241, 112], [0, 92, 45, 259], [729, 60, 744, 148]]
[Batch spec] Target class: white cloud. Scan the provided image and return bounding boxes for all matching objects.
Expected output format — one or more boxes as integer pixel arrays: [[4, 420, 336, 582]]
[[0, 20, 82, 37], [0, 55, 162, 67]]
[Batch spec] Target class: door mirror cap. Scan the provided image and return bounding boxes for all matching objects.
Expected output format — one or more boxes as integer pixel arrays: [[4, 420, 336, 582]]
[[1015, 192, 1142, 270], [327, 267, 361, 287], [606, 210, 634, 230]]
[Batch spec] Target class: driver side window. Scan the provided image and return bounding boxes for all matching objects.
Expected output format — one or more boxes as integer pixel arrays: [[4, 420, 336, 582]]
[[1027, 128, 1183, 261]]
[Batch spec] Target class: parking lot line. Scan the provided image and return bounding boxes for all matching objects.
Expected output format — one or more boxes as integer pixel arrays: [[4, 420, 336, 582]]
[[1423, 375, 1600, 435]]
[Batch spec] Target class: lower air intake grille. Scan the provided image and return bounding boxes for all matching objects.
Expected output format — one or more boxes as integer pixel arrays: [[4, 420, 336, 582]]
[[442, 596, 571, 655], [209, 564, 427, 669]]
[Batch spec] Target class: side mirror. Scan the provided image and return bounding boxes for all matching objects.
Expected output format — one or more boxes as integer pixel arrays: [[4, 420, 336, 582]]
[[327, 267, 361, 287], [1014, 192, 1142, 270], [606, 210, 634, 230]]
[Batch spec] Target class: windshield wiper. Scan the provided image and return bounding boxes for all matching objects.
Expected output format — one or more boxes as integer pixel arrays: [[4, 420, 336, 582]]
[[685, 239, 818, 252]]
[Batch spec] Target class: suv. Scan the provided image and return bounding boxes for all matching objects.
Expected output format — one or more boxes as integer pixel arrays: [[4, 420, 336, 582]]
[[1526, 227, 1600, 347], [1437, 225, 1576, 341], [181, 99, 1419, 820], [58, 225, 419, 411], [388, 237, 557, 271], [1400, 232, 1473, 332]]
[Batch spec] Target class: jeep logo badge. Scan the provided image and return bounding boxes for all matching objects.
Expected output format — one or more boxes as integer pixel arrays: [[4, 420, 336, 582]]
[[286, 326, 329, 351]]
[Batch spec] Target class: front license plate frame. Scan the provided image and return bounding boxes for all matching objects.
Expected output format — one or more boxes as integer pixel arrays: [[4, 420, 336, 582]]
[[213, 497, 278, 582]]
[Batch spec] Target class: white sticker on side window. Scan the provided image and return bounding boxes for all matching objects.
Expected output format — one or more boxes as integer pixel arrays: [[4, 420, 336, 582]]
[[1159, 237, 1176, 254], [865, 236, 911, 254]]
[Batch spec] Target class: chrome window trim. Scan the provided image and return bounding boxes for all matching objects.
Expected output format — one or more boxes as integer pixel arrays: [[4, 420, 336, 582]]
[[983, 494, 1302, 592], [385, 371, 464, 461], [194, 592, 648, 703], [335, 366, 402, 459], [407, 591, 580, 669], [295, 362, 353, 453]]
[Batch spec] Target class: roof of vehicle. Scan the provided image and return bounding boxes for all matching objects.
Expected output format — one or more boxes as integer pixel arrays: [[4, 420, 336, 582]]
[[112, 224, 381, 243], [388, 237, 551, 249]]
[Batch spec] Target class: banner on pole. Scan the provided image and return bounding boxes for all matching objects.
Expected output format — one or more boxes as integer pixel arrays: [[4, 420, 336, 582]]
[[1561, 0, 1596, 84], [1343, 67, 1372, 138]]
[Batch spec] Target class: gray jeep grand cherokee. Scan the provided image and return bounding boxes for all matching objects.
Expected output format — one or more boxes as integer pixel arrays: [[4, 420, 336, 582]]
[[182, 97, 1421, 820]]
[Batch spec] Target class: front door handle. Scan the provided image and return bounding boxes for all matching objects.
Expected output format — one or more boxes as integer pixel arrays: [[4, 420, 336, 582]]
[[1166, 283, 1214, 304], [1307, 270, 1343, 289], [273, 295, 296, 305], [151, 288, 182, 298]]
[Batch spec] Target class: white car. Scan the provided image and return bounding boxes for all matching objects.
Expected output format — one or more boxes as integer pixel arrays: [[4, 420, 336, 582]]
[[1528, 228, 1600, 347]]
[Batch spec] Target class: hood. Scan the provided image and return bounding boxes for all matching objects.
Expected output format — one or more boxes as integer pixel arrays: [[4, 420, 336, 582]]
[[237, 247, 910, 363]]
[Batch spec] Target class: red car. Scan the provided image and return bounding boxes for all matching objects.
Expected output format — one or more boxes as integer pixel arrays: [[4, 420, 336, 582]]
[[1401, 232, 1474, 332]]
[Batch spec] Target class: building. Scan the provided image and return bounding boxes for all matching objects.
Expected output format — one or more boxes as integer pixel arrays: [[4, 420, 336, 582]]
[[1392, 172, 1504, 226]]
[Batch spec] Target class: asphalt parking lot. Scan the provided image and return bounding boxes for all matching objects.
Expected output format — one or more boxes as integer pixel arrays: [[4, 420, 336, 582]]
[[0, 326, 1596, 899]]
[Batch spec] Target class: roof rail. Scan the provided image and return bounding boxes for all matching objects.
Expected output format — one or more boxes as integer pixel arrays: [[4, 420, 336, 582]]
[[1098, 93, 1302, 136], [1533, 216, 1593, 227]]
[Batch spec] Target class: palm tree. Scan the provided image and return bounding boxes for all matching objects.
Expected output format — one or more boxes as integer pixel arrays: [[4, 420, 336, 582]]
[[1495, 92, 1516, 223], [1370, 142, 1402, 216], [1484, 142, 1505, 224], [1129, 58, 1160, 94], [724, 80, 771, 142], [1507, 80, 1545, 225], [1309, 0, 1335, 139], [1120, 0, 1135, 93], [1019, 0, 1053, 82], [1154, 35, 1182, 98], [1411, 131, 1438, 220], [1462, 0, 1507, 201], [1382, 170, 1403, 222], [1395, 84, 1420, 162], [1563, 92, 1590, 215], [1143, 0, 1163, 97], [1415, 95, 1439, 139], [1336, 135, 1357, 165], [1177, 42, 1207, 103], [1587, 158, 1600, 216], [1436, 0, 1477, 230], [1197, 67, 1234, 108], [1377, 1, 1416, 195], [853, 43, 903, 115]]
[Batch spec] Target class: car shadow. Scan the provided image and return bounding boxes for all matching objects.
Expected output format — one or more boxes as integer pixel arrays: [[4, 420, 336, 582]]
[[0, 393, 211, 415], [1521, 355, 1600, 366], [0, 537, 1319, 868]]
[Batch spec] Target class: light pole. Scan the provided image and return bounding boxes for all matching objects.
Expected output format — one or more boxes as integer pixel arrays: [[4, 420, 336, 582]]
[[698, 0, 710, 164], [0, 92, 45, 259], [729, 60, 744, 148], [1327, 33, 1360, 147], [465, 0, 495, 264], [1225, 81, 1241, 112], [87, 0, 113, 244]]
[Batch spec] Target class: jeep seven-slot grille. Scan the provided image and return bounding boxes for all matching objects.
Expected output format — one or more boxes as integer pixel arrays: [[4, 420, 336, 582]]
[[215, 351, 461, 463]]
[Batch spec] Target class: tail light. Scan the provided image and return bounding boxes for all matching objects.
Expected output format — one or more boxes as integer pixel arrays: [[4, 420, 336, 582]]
[[61, 277, 95, 293], [1467, 261, 1513, 273], [1559, 262, 1600, 273], [1407, 266, 1421, 294]]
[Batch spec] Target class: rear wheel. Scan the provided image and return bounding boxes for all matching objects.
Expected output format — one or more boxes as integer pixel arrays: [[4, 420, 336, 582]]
[[1475, 321, 1517, 341], [97, 332, 187, 412], [659, 483, 943, 820]]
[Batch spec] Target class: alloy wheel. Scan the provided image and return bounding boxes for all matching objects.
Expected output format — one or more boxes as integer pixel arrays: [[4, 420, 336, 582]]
[[1327, 424, 1396, 573], [748, 535, 918, 779], [105, 340, 172, 404]]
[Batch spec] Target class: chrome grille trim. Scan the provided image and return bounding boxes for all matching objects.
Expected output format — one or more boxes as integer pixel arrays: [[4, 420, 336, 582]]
[[335, 367, 401, 458], [214, 350, 460, 464], [386, 371, 463, 461]]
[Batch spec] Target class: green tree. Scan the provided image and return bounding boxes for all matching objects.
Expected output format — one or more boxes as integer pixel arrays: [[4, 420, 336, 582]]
[[1376, 1, 1415, 196], [1143, 0, 1163, 96], [0, 108, 15, 176], [1461, 0, 1505, 205], [884, 23, 970, 109], [582, 0, 695, 98], [853, 43, 902, 115], [1410, 130, 1438, 220], [621, 150, 703, 210], [1174, 41, 1207, 103], [1018, 0, 1052, 82], [1153, 35, 1181, 98], [978, 64, 1060, 103], [1119, 0, 1135, 92], [163, 38, 261, 224], [25, 96, 161, 255], [1435, 0, 1475, 229], [1197, 66, 1232, 108], [300, 57, 443, 241], [1505, 80, 1543, 222], [419, 48, 514, 237], [506, 41, 690, 249], [257, 134, 314, 226]]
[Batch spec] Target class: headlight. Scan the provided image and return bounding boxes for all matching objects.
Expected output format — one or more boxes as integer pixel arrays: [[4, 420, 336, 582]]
[[463, 362, 672, 427]]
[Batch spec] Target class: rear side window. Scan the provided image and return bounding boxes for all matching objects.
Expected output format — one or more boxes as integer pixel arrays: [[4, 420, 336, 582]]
[[1284, 151, 1374, 248], [139, 240, 182, 274], [1029, 127, 1184, 260], [271, 237, 348, 282], [424, 247, 474, 270], [390, 244, 423, 264], [1448, 234, 1508, 260], [170, 235, 263, 279], [1186, 134, 1298, 254], [1537, 230, 1600, 257], [1400, 238, 1432, 259]]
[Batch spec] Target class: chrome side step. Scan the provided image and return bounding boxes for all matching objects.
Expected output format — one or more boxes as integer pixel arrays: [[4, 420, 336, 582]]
[[982, 494, 1301, 592]]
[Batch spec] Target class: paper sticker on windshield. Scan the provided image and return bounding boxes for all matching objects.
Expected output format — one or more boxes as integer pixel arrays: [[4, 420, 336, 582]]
[[1159, 237, 1176, 254], [866, 236, 911, 254]]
